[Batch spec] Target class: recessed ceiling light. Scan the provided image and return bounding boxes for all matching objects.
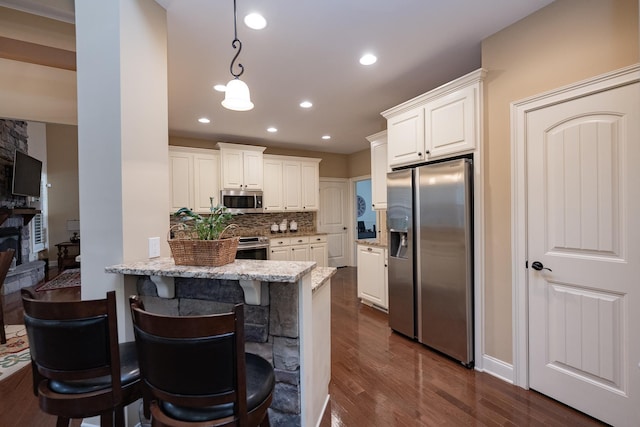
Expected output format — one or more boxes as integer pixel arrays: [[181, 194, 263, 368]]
[[213, 84, 226, 92], [359, 53, 377, 66], [322, 135, 331, 140], [244, 13, 267, 30], [300, 101, 313, 109], [267, 127, 278, 133], [198, 117, 211, 124]]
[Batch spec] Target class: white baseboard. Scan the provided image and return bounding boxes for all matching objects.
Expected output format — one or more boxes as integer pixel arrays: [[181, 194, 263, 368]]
[[315, 394, 331, 427], [480, 354, 514, 384]]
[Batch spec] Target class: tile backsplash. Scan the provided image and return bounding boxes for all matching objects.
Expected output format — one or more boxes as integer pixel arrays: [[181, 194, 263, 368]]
[[170, 211, 316, 237]]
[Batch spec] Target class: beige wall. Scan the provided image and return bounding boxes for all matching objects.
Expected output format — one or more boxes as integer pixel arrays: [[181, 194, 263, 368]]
[[169, 135, 352, 178], [0, 8, 77, 125], [348, 148, 371, 178], [481, 0, 639, 363], [46, 124, 79, 250]]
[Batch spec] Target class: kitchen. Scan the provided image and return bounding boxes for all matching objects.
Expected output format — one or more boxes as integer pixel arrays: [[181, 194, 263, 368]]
[[0, 1, 638, 426]]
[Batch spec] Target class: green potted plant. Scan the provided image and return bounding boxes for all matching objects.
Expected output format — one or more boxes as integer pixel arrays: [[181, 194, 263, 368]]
[[169, 198, 239, 266]]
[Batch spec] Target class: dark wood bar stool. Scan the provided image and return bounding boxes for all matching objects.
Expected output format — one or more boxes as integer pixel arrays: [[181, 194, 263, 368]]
[[129, 296, 274, 427], [22, 289, 141, 427]]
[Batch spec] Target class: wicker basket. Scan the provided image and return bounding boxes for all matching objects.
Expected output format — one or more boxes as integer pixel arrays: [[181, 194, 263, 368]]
[[168, 224, 239, 267]]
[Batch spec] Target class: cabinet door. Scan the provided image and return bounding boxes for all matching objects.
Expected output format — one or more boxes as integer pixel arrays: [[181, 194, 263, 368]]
[[243, 150, 264, 190], [370, 139, 388, 210], [263, 159, 284, 212], [387, 108, 425, 168], [309, 243, 328, 267], [269, 246, 290, 261], [290, 244, 309, 262], [425, 84, 477, 159], [193, 152, 220, 213], [357, 245, 386, 308], [169, 150, 193, 212], [301, 161, 319, 210], [283, 161, 302, 211], [221, 149, 244, 190]]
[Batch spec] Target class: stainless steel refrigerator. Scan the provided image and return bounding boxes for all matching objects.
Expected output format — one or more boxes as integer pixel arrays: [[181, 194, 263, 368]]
[[387, 158, 473, 367]]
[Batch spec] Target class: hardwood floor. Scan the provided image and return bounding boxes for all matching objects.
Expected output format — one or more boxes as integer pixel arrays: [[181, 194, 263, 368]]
[[1, 267, 604, 426]]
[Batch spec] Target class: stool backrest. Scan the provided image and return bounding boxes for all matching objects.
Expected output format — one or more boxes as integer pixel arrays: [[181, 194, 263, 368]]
[[21, 290, 122, 397], [129, 296, 248, 423]]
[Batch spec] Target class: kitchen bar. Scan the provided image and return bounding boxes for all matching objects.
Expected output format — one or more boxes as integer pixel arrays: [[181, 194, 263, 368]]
[[106, 259, 335, 426]]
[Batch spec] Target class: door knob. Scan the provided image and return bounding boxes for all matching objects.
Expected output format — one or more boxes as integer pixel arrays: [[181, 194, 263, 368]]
[[531, 261, 552, 272]]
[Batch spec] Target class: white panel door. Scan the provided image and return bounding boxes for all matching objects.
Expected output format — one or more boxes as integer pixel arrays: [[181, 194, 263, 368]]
[[168, 151, 193, 212], [318, 179, 349, 267], [527, 82, 639, 427], [193, 152, 219, 213]]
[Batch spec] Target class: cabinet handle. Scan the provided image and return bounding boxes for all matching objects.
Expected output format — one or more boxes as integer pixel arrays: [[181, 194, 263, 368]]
[[418, 152, 422, 156], [426, 150, 430, 155], [367, 247, 372, 251]]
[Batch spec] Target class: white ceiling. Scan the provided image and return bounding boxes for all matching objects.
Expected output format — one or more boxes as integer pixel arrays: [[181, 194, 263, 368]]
[[2, 0, 554, 154]]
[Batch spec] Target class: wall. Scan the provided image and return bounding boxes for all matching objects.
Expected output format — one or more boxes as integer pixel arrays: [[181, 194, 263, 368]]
[[0, 7, 77, 125], [481, 0, 639, 363], [348, 148, 371, 178], [46, 124, 78, 249]]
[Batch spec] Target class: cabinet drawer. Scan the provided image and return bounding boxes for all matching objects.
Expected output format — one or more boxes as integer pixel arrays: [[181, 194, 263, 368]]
[[309, 235, 327, 244], [289, 236, 309, 245], [270, 237, 291, 246]]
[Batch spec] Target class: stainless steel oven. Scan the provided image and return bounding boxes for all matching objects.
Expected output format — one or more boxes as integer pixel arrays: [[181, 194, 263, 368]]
[[235, 236, 269, 260]]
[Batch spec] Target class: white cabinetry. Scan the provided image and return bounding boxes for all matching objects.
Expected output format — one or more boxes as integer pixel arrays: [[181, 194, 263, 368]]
[[382, 69, 485, 169], [356, 244, 388, 310], [269, 235, 328, 267], [217, 142, 266, 190], [168, 146, 220, 213], [309, 235, 328, 268], [367, 130, 388, 210], [263, 155, 321, 212]]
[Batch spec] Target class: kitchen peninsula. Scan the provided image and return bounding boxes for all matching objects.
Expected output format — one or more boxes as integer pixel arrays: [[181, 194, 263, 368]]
[[106, 258, 335, 426]]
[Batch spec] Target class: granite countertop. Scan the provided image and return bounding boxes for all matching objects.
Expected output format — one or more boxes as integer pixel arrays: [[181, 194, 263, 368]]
[[355, 239, 388, 249], [105, 257, 316, 283], [311, 267, 336, 293]]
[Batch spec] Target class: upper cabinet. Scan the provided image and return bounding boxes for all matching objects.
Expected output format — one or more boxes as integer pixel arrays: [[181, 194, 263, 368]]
[[382, 69, 485, 169], [217, 143, 266, 190], [263, 155, 321, 212], [367, 130, 388, 210], [168, 146, 220, 213]]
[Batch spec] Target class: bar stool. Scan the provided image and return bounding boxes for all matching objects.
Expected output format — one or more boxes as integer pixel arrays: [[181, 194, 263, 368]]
[[22, 289, 141, 427], [129, 296, 274, 427]]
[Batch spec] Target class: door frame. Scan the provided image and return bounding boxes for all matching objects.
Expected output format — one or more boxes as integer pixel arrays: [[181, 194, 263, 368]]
[[350, 174, 371, 266], [511, 64, 640, 388]]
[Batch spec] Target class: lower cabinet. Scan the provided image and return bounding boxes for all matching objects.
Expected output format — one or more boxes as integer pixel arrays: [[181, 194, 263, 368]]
[[269, 235, 328, 267], [356, 244, 388, 310]]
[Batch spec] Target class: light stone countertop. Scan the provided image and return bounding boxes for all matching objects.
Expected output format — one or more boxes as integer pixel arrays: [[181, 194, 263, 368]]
[[267, 231, 327, 238], [105, 257, 316, 283], [355, 239, 388, 249], [311, 267, 337, 293]]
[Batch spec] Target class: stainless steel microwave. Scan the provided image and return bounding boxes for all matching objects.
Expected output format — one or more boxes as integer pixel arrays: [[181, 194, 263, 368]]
[[220, 190, 263, 214]]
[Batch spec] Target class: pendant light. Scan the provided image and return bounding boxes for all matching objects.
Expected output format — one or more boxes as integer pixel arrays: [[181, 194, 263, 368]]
[[222, 0, 254, 111]]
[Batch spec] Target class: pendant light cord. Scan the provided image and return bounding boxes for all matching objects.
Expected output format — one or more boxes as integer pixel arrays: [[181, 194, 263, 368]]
[[229, 0, 244, 78]]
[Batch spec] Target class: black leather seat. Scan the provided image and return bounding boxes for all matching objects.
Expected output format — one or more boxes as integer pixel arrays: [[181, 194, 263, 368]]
[[130, 296, 274, 427], [22, 289, 141, 427]]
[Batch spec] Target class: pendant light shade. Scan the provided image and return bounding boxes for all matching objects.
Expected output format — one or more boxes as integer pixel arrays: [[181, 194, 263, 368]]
[[222, 78, 254, 111], [221, 0, 254, 111]]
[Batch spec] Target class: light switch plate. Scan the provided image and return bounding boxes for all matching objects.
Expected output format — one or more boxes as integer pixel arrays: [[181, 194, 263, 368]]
[[148, 237, 161, 258]]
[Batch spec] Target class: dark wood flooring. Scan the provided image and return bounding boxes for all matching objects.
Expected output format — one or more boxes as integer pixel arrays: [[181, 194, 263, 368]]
[[0, 267, 604, 426]]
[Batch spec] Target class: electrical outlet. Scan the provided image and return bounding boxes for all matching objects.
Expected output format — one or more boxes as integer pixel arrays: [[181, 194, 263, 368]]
[[148, 237, 161, 258]]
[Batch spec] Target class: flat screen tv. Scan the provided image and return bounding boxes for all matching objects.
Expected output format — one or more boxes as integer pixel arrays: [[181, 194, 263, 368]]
[[12, 151, 42, 198]]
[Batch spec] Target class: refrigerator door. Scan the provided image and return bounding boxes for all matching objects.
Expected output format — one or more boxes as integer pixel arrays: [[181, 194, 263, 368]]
[[416, 159, 473, 365], [386, 169, 414, 338]]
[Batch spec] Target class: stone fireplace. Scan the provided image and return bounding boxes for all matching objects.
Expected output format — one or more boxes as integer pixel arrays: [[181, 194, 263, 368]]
[[0, 120, 46, 294]]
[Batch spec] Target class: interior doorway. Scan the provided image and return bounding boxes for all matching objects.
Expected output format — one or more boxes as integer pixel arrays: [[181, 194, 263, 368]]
[[355, 179, 376, 239]]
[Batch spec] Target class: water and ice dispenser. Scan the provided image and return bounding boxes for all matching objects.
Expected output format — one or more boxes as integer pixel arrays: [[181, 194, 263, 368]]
[[389, 231, 409, 259]]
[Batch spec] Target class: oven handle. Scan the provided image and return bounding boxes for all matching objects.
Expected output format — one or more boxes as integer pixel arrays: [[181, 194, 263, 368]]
[[237, 244, 270, 250]]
